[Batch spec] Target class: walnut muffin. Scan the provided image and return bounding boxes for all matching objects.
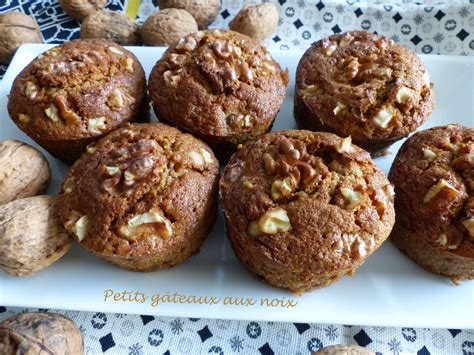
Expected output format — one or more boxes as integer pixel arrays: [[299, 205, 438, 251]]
[[295, 30, 435, 153], [148, 29, 288, 159], [389, 125, 474, 283], [8, 39, 147, 163], [57, 123, 219, 272], [220, 130, 395, 293]]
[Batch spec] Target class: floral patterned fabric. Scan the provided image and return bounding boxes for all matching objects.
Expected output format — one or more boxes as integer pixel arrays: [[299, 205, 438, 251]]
[[1, 0, 473, 354]]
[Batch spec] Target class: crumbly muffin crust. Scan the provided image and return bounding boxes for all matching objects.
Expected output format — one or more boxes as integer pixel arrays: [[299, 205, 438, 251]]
[[295, 30, 435, 153], [57, 123, 219, 271], [148, 29, 288, 157], [389, 124, 474, 282], [220, 130, 395, 293], [8, 39, 147, 163]]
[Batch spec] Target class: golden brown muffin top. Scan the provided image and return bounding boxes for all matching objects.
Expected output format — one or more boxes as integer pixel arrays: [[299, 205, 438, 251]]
[[148, 29, 288, 142], [220, 130, 395, 272], [389, 124, 474, 257], [58, 123, 219, 257], [296, 30, 434, 141], [8, 39, 146, 140]]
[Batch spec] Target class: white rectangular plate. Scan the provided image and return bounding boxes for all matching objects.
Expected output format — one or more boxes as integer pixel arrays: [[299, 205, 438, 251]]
[[1, 44, 473, 329]]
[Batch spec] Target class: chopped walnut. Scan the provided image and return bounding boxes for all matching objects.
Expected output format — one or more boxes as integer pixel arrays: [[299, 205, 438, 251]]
[[188, 148, 213, 170], [422, 148, 437, 161], [87, 117, 106, 134], [333, 102, 346, 115], [63, 177, 74, 194], [271, 176, 297, 200], [437, 233, 448, 246], [44, 104, 59, 122], [322, 42, 337, 56], [341, 187, 363, 209], [18, 113, 30, 124], [299, 85, 319, 97], [107, 88, 125, 108], [372, 108, 393, 128], [423, 179, 458, 204], [119, 210, 172, 240], [396, 86, 412, 104], [109, 46, 124, 55], [257, 207, 291, 235], [124, 57, 134, 73], [25, 81, 38, 99], [72, 215, 89, 242], [462, 218, 474, 238], [335, 136, 352, 154]]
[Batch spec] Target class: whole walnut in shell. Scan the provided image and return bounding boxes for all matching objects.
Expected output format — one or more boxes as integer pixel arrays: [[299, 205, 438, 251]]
[[158, 0, 221, 29], [0, 12, 43, 64], [81, 9, 141, 45], [0, 195, 72, 276], [0, 312, 84, 354], [0, 140, 51, 205], [59, 0, 107, 21], [315, 344, 375, 354], [141, 9, 198, 46], [229, 3, 279, 41]]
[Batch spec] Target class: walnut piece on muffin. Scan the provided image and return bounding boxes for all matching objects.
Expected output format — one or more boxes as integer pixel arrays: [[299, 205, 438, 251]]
[[389, 124, 474, 283], [220, 130, 395, 293], [148, 29, 289, 161], [7, 39, 147, 163], [295, 30, 435, 154], [57, 123, 219, 272]]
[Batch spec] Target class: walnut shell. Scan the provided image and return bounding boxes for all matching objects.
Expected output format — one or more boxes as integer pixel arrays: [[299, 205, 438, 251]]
[[141, 9, 198, 46], [158, 0, 221, 29], [59, 0, 107, 21], [0, 195, 72, 276], [0, 12, 43, 64], [0, 312, 84, 354], [315, 345, 375, 354], [0, 140, 51, 205], [229, 3, 279, 41], [80, 9, 141, 45]]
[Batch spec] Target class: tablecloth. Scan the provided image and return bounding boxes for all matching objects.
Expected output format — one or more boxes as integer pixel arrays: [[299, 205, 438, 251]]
[[0, 0, 473, 354]]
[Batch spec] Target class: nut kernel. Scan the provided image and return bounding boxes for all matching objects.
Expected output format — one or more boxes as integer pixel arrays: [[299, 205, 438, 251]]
[[372, 108, 393, 128], [396, 86, 412, 104], [322, 42, 338, 56], [271, 176, 297, 200], [105, 166, 120, 176], [437, 233, 448, 246], [422, 148, 437, 161], [124, 57, 134, 73], [300, 84, 319, 97], [63, 177, 74, 194], [258, 207, 291, 234], [423, 179, 458, 204], [109, 46, 124, 55], [72, 215, 89, 242], [335, 136, 352, 153], [333, 102, 346, 115], [44, 104, 59, 122], [25, 81, 38, 99], [200, 148, 214, 164], [119, 210, 172, 239], [18, 113, 30, 124], [242, 180, 254, 189], [87, 117, 106, 134], [86, 145, 97, 154], [341, 187, 363, 209], [189, 151, 204, 168], [107, 88, 124, 108], [462, 218, 474, 238]]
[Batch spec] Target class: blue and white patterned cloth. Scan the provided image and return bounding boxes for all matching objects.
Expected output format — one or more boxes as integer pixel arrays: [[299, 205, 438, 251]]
[[1, 1, 473, 354]]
